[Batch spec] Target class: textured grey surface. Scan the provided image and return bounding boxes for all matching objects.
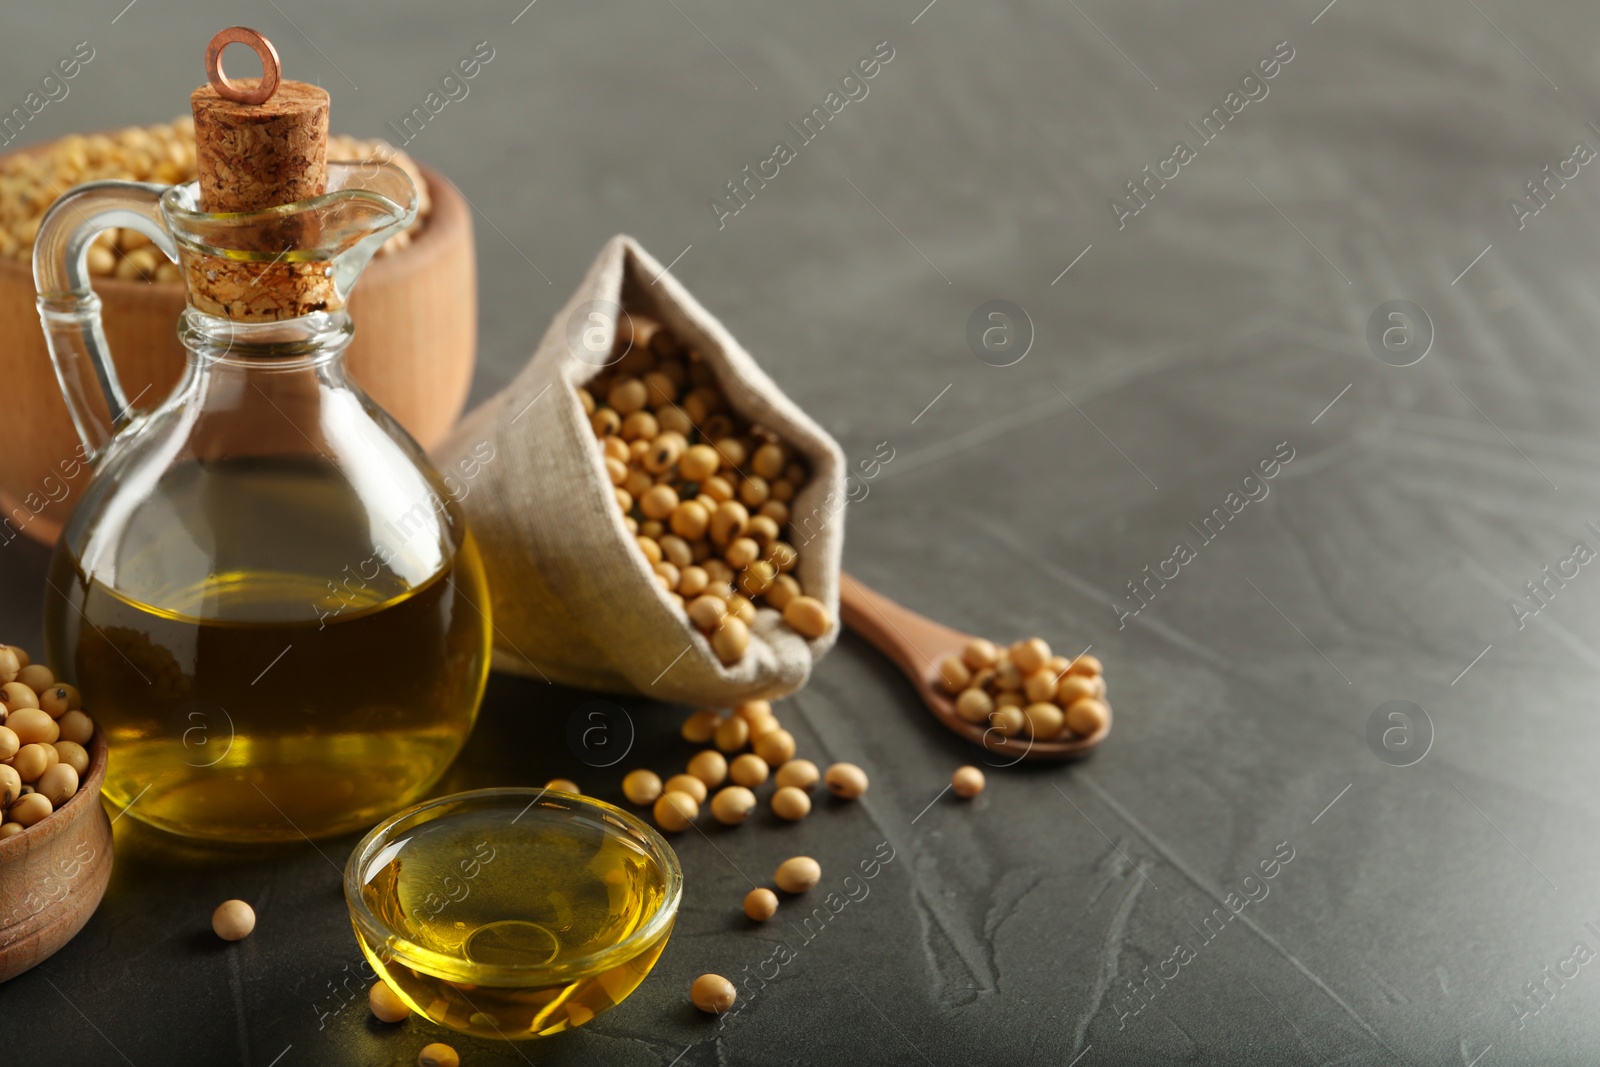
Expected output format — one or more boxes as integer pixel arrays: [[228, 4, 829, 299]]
[[4, 0, 1600, 1064]]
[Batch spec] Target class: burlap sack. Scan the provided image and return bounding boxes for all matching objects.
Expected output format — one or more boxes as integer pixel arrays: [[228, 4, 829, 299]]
[[432, 235, 845, 703]]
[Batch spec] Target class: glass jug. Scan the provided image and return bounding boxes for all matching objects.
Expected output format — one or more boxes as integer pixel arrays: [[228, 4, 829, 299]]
[[34, 163, 491, 842]]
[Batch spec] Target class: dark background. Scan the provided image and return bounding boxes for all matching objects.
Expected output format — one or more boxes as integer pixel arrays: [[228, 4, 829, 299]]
[[5, 0, 1600, 1064]]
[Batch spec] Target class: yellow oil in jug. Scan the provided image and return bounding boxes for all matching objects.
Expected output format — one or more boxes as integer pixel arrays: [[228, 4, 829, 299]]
[[44, 457, 491, 842]]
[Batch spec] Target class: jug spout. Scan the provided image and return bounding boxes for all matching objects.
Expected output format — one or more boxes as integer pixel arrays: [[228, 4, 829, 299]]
[[164, 161, 419, 320], [32, 163, 417, 462]]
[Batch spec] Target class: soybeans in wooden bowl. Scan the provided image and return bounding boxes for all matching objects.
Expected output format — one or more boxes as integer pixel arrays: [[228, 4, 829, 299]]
[[0, 646, 112, 983]]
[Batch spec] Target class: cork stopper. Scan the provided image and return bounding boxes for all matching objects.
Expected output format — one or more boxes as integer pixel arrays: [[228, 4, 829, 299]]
[[182, 28, 338, 321], [191, 80, 328, 214]]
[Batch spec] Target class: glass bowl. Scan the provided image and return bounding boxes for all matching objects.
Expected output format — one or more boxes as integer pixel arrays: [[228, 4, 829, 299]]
[[344, 787, 682, 1039]]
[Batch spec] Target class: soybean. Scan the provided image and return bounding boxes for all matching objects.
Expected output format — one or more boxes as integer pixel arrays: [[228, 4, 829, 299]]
[[212, 899, 256, 941], [679, 445, 720, 481], [654, 791, 699, 832], [728, 753, 769, 787], [955, 687, 993, 725], [671, 499, 711, 540], [771, 786, 811, 821], [775, 856, 821, 894], [724, 537, 761, 569], [659, 535, 694, 569], [744, 887, 779, 921], [711, 785, 757, 825], [713, 715, 750, 754], [15, 664, 53, 692], [623, 769, 664, 806], [1056, 674, 1098, 707], [746, 711, 782, 741], [688, 750, 729, 787], [708, 501, 749, 546], [711, 617, 750, 665], [369, 981, 411, 1023], [9, 793, 51, 827], [961, 638, 998, 671], [937, 656, 972, 694], [1065, 698, 1111, 737], [664, 774, 709, 805], [1011, 638, 1051, 675], [774, 759, 819, 791], [734, 700, 772, 723], [952, 766, 986, 799], [753, 729, 796, 766], [10, 744, 49, 782], [766, 574, 801, 610], [418, 1044, 460, 1067], [1068, 653, 1104, 676], [608, 378, 649, 415], [39, 684, 78, 718], [992, 706, 1026, 737], [782, 596, 832, 639], [824, 762, 868, 799], [37, 763, 77, 806], [640, 484, 680, 520], [681, 708, 722, 744], [727, 594, 757, 626], [769, 542, 798, 572], [646, 430, 687, 472], [687, 594, 727, 633], [691, 974, 737, 1014], [1, 682, 39, 710], [53, 741, 89, 777], [752, 443, 786, 479], [55, 710, 92, 742], [1024, 702, 1065, 739], [679, 565, 710, 597], [745, 515, 780, 545], [1024, 671, 1059, 704]]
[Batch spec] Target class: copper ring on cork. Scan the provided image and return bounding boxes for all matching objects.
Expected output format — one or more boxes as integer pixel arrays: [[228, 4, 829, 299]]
[[206, 27, 281, 105]]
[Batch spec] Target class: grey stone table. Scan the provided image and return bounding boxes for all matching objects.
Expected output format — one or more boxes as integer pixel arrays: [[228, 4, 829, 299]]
[[4, 0, 1600, 1063]]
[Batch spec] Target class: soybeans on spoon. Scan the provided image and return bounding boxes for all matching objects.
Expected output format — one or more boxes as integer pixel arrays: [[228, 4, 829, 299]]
[[837, 574, 1111, 761]]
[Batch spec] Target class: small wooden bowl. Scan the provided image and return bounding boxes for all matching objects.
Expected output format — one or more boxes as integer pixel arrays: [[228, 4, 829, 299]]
[[0, 150, 477, 546], [0, 730, 113, 983]]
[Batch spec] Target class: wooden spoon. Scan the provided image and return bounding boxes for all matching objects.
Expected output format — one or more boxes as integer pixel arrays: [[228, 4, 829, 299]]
[[838, 573, 1110, 762]]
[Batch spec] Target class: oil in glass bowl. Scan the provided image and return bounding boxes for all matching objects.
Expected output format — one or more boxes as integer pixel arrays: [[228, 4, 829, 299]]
[[346, 788, 682, 1039]]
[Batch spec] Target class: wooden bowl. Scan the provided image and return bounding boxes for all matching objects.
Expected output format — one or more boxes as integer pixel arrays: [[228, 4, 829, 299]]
[[0, 730, 112, 983], [0, 154, 477, 546]]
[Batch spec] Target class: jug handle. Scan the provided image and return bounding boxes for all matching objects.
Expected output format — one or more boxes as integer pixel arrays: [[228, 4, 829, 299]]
[[33, 180, 179, 463]]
